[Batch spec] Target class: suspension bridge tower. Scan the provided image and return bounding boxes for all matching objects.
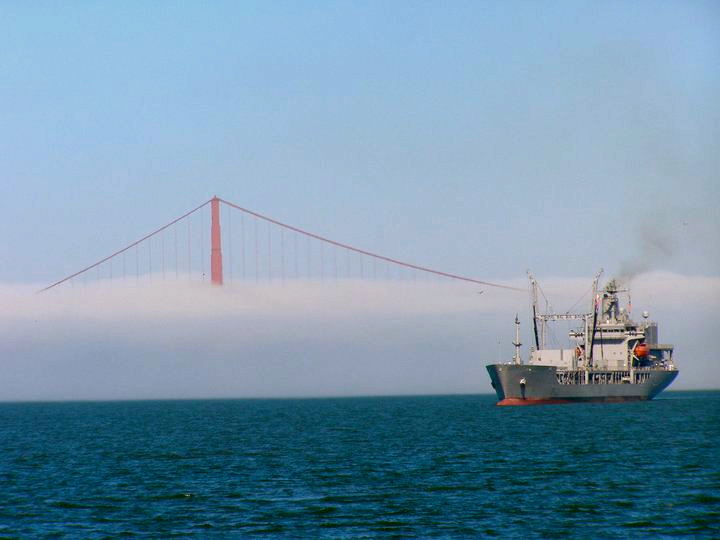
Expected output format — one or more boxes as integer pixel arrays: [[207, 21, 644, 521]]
[[210, 196, 223, 285]]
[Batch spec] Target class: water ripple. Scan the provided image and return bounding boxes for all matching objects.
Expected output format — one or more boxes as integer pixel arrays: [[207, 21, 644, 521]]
[[0, 392, 719, 537]]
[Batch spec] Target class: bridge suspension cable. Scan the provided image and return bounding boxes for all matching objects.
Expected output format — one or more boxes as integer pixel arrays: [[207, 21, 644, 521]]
[[40, 196, 522, 292], [39, 199, 212, 292], [218, 198, 521, 291]]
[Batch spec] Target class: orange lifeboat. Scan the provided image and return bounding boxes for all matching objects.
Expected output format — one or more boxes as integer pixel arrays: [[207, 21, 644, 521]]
[[634, 343, 650, 357]]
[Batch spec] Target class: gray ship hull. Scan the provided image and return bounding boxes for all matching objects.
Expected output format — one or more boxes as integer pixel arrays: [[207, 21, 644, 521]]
[[486, 364, 678, 405]]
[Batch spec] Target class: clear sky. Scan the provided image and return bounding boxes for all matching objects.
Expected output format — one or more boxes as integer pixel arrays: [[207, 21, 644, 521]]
[[1, 2, 718, 399], [2, 0, 718, 283]]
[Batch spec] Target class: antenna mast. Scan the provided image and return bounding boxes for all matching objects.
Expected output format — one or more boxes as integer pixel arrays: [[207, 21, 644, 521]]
[[587, 268, 604, 368], [527, 271, 540, 350], [512, 315, 522, 365]]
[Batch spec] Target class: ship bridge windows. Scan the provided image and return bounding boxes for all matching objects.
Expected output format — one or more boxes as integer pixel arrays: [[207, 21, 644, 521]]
[[598, 328, 626, 334]]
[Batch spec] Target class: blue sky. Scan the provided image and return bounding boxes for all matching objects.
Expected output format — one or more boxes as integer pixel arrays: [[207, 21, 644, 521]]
[[0, 2, 718, 399], [1, 1, 718, 283]]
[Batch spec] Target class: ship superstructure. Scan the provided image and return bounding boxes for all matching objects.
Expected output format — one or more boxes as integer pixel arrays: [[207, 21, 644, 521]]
[[486, 272, 678, 405]]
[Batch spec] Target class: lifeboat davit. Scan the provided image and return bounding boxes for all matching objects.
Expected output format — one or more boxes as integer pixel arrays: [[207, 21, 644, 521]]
[[634, 343, 650, 357]]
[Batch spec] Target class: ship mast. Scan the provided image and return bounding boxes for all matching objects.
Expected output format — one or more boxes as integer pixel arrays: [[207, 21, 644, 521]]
[[512, 315, 522, 365], [527, 271, 540, 350], [586, 269, 604, 369]]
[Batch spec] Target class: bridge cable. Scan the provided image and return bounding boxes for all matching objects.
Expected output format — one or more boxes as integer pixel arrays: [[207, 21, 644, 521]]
[[39, 199, 213, 292], [219, 198, 523, 292]]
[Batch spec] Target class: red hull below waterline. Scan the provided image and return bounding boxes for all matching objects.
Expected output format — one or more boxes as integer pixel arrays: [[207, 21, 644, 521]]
[[496, 396, 647, 406]]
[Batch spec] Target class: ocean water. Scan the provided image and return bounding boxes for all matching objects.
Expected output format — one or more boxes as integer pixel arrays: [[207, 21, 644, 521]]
[[1, 392, 719, 538]]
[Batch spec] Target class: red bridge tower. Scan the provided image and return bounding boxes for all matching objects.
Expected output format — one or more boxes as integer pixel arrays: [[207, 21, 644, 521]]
[[210, 196, 223, 285]]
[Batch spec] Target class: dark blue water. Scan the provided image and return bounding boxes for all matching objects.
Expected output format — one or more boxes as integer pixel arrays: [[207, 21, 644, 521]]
[[1, 392, 719, 538]]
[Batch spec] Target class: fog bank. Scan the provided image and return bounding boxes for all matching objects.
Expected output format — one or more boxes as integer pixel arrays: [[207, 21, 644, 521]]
[[1, 272, 717, 401]]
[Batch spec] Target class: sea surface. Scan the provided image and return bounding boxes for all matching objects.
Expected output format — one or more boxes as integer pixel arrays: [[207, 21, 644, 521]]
[[1, 391, 719, 538]]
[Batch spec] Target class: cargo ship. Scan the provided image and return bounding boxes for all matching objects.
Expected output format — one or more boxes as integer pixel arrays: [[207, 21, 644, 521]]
[[486, 272, 678, 405]]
